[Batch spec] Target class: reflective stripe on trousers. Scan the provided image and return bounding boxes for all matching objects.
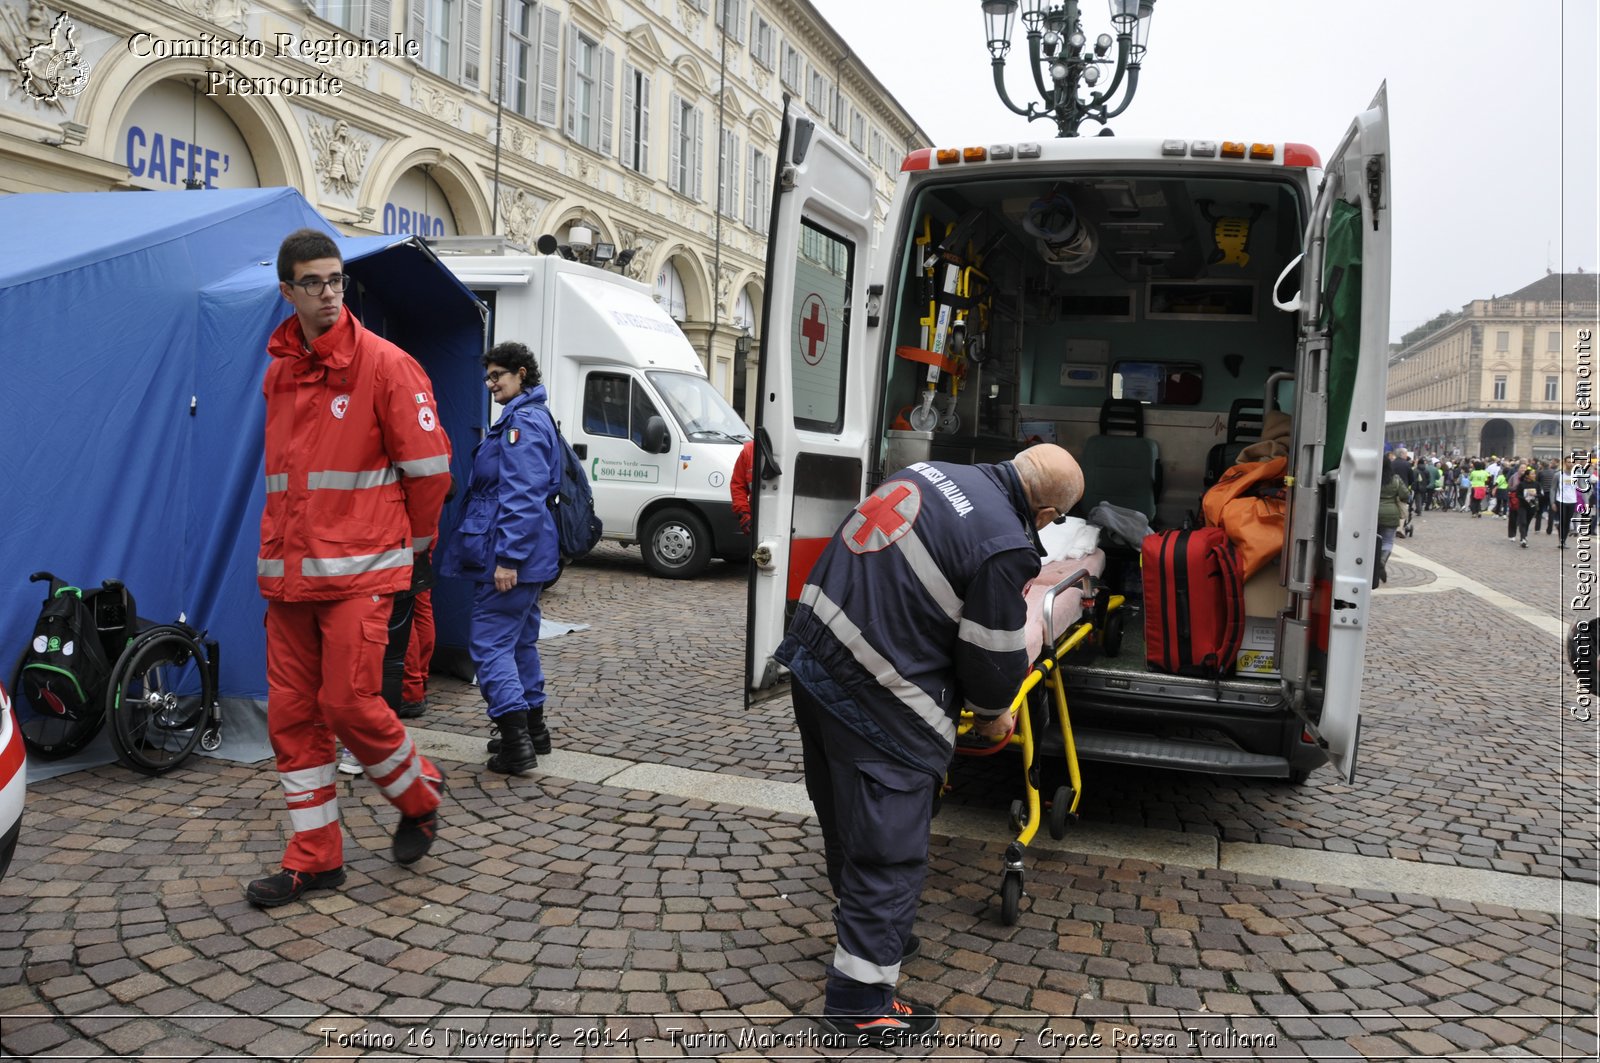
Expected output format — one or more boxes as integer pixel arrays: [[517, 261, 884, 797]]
[[265, 595, 441, 873]]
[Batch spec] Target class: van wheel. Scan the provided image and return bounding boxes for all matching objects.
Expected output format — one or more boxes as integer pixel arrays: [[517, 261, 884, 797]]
[[642, 509, 711, 579]]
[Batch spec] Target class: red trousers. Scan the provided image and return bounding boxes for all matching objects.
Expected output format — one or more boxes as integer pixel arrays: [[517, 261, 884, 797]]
[[403, 589, 434, 704], [266, 595, 442, 873]]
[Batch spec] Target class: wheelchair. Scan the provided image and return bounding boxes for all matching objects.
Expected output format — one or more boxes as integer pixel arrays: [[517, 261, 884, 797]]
[[12, 572, 221, 775]]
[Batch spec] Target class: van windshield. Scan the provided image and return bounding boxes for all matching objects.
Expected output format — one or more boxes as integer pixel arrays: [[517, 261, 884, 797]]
[[647, 371, 750, 443]]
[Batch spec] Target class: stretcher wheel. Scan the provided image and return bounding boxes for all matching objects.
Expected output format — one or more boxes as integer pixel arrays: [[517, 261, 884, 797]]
[[1102, 612, 1124, 658], [999, 872, 1022, 926], [1008, 798, 1026, 833], [1049, 785, 1074, 840]]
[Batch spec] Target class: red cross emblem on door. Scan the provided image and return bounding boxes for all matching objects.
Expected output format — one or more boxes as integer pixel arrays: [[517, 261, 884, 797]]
[[799, 293, 828, 366], [845, 481, 921, 554]]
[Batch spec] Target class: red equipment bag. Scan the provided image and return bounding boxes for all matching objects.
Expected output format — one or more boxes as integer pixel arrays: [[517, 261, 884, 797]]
[[1142, 528, 1245, 679]]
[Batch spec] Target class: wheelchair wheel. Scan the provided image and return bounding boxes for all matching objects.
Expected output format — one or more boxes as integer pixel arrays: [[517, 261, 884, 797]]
[[10, 650, 104, 760], [106, 627, 213, 775]]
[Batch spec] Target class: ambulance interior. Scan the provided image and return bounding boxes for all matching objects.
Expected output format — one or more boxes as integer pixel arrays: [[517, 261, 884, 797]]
[[879, 171, 1312, 686]]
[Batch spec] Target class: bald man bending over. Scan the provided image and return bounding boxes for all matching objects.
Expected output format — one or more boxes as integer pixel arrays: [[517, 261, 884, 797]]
[[776, 444, 1084, 1045]]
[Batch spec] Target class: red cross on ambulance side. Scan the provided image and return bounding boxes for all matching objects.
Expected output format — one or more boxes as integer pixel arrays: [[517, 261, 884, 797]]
[[844, 480, 922, 553]]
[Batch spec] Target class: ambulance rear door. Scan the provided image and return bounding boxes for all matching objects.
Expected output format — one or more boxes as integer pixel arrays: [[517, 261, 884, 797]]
[[745, 105, 877, 690], [1277, 84, 1392, 782]]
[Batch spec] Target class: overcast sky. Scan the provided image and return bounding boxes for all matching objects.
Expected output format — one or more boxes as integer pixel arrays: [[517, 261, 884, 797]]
[[805, 0, 1599, 342]]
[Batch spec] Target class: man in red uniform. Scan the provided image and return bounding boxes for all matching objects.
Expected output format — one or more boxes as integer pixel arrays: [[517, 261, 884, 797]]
[[731, 438, 755, 534], [246, 229, 453, 907]]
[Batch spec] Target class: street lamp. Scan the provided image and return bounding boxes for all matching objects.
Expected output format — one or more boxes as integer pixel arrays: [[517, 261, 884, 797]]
[[981, 0, 1155, 137]]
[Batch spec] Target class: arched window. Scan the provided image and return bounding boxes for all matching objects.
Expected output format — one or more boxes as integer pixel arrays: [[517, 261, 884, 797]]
[[654, 261, 687, 322]]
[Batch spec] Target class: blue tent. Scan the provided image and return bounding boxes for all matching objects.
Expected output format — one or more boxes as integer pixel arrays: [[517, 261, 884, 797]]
[[0, 188, 486, 762]]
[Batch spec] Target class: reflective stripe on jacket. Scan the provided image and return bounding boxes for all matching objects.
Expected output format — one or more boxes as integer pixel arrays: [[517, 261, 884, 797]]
[[776, 461, 1041, 778], [259, 307, 452, 601]]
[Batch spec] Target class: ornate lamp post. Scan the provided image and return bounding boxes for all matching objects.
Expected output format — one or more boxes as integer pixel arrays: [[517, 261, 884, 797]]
[[981, 0, 1156, 137]]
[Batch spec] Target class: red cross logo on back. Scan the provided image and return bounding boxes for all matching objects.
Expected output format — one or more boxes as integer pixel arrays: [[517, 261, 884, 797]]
[[800, 294, 828, 366], [845, 481, 921, 553]]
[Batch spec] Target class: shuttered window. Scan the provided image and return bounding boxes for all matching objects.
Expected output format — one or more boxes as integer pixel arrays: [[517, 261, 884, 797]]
[[781, 43, 800, 90], [619, 64, 651, 174], [668, 93, 703, 200], [749, 9, 774, 67], [504, 0, 535, 116], [316, 0, 393, 40], [564, 26, 614, 153], [718, 128, 740, 218], [805, 64, 827, 114], [717, 0, 745, 41], [744, 145, 769, 230], [411, 0, 481, 88]]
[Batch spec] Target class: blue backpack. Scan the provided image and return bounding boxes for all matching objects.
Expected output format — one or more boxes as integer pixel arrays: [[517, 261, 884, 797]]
[[537, 405, 603, 559]]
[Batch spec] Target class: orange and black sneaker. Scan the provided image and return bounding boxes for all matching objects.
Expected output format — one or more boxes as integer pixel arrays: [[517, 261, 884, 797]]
[[244, 866, 346, 908], [817, 998, 939, 1047]]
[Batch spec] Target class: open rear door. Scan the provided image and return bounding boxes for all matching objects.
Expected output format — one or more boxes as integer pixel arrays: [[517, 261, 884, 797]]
[[1279, 84, 1391, 782], [744, 105, 877, 690]]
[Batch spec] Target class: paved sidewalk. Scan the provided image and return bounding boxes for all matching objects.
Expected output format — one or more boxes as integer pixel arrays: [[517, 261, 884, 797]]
[[1, 529, 1595, 1060]]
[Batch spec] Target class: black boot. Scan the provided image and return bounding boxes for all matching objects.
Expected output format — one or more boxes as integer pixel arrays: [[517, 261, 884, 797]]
[[528, 704, 552, 755], [487, 710, 537, 774]]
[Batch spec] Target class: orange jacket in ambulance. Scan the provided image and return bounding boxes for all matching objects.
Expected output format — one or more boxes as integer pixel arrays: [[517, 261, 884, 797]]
[[259, 307, 453, 601]]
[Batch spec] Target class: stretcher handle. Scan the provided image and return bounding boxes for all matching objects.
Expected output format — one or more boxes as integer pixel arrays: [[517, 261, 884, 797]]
[[1041, 567, 1092, 653]]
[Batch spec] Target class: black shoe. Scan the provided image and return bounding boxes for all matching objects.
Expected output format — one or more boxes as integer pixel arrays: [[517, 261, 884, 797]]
[[487, 710, 537, 775], [817, 999, 939, 1047], [527, 705, 552, 756], [392, 768, 445, 865], [396, 697, 429, 719], [245, 866, 346, 908], [901, 933, 921, 962], [486, 722, 500, 755]]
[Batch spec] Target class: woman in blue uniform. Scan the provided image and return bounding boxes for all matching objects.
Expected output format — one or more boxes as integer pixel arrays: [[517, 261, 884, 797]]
[[437, 341, 560, 773]]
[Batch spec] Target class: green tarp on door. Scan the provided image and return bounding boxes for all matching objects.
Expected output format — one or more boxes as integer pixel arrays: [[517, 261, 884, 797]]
[[1321, 198, 1362, 472]]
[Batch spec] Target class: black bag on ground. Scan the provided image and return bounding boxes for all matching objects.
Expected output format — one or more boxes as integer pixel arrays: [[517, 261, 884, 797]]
[[18, 585, 113, 723]]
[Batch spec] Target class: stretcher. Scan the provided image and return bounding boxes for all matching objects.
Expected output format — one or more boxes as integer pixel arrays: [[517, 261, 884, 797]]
[[952, 552, 1126, 925]]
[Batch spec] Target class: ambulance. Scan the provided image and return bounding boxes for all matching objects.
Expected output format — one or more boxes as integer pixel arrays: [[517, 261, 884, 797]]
[[747, 89, 1391, 783], [434, 243, 750, 579]]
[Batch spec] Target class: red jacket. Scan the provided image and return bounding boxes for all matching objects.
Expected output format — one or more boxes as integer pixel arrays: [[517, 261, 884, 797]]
[[259, 307, 452, 601], [731, 439, 755, 529]]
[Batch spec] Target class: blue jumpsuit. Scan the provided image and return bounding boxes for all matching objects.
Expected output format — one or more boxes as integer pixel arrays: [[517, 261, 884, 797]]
[[436, 386, 561, 718], [776, 460, 1042, 1017]]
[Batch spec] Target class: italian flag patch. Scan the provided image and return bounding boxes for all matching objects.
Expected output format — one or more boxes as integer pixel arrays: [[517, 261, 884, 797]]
[[507, 428, 520, 445]]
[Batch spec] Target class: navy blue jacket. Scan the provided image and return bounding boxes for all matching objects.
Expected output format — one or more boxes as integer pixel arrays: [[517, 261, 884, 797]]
[[437, 386, 560, 584], [776, 460, 1042, 778]]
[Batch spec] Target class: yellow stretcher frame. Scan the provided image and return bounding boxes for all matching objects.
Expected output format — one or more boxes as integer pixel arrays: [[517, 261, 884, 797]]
[[953, 567, 1126, 925]]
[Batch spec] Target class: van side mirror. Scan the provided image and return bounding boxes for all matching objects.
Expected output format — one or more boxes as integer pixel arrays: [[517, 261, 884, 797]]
[[645, 415, 671, 454]]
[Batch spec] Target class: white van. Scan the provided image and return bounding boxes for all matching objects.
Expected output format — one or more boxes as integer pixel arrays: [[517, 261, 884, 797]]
[[433, 242, 750, 579], [748, 90, 1391, 784]]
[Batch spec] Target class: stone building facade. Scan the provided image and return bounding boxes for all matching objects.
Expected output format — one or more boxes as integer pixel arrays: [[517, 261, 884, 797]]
[[0, 0, 930, 419], [1386, 272, 1599, 461]]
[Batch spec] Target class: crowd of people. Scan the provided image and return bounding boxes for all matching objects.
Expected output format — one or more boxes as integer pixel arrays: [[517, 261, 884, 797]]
[[1375, 447, 1594, 584]]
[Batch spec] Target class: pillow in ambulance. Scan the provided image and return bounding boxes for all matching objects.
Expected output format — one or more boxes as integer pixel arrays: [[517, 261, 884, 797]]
[[1039, 516, 1100, 563]]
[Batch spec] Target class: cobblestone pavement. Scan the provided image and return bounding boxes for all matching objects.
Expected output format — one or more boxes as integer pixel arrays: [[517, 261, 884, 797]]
[[1, 527, 1595, 1060]]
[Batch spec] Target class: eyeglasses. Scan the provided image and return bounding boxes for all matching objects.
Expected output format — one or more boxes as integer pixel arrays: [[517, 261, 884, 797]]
[[484, 368, 517, 384], [1036, 505, 1068, 525], [288, 273, 350, 295]]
